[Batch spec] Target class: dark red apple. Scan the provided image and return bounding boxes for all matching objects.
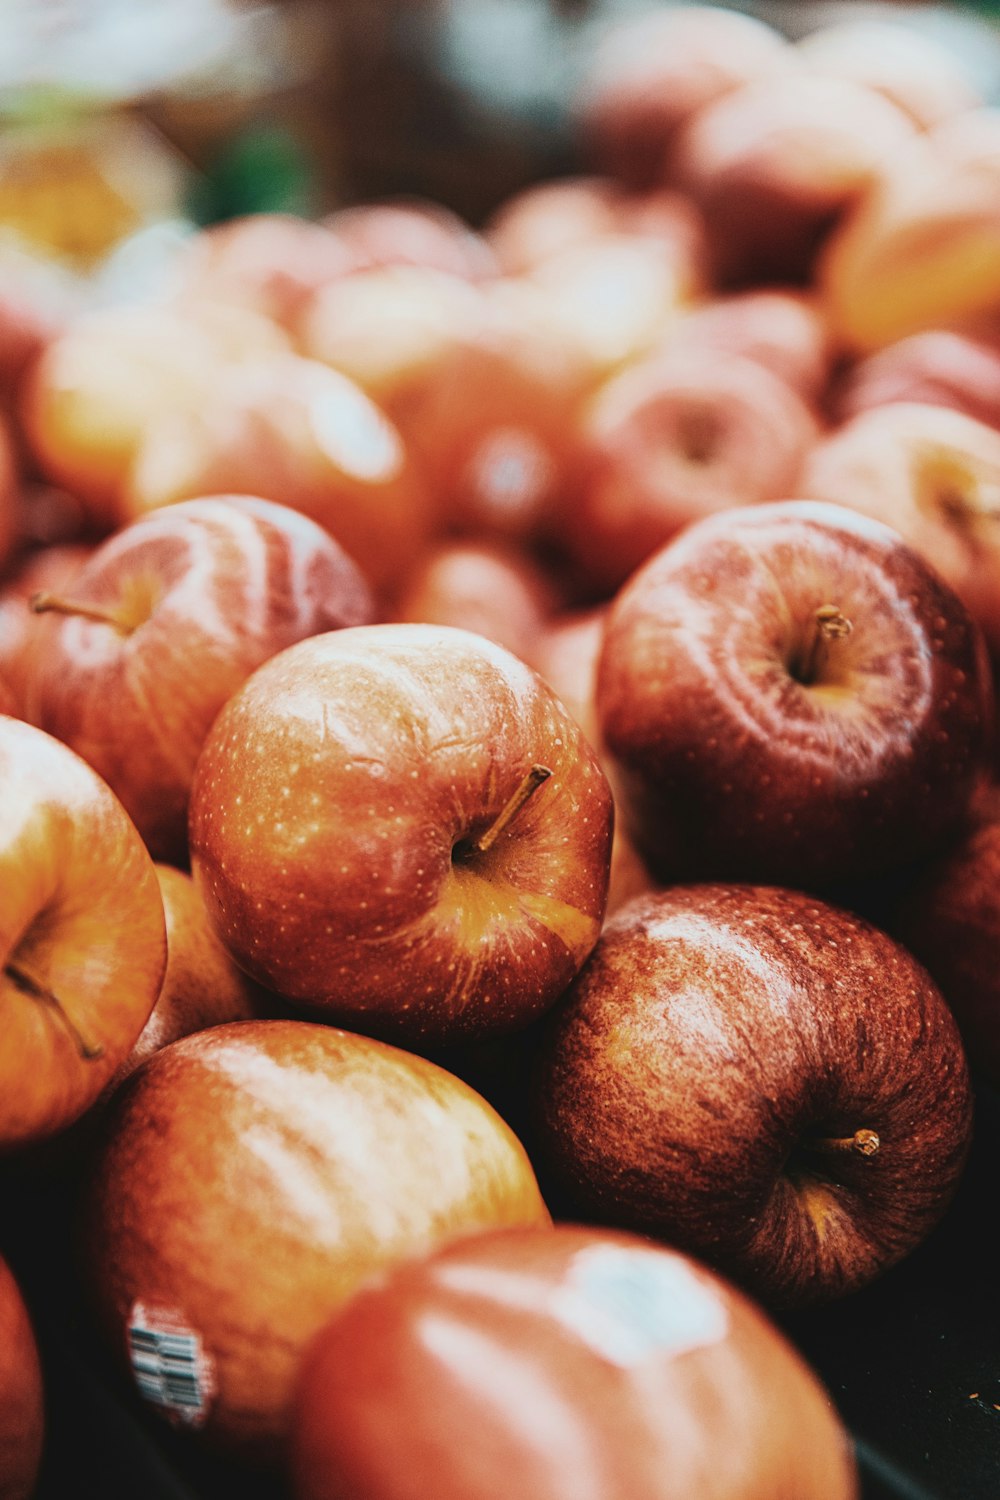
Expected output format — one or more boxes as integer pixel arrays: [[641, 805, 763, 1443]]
[[0, 1253, 44, 1500], [597, 500, 993, 888], [28, 494, 374, 863], [80, 1019, 550, 1462], [533, 884, 973, 1307], [188, 623, 613, 1045], [292, 1224, 858, 1500]]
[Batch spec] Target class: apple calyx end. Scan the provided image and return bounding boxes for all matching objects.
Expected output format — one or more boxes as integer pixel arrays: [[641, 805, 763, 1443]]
[[812, 1127, 880, 1159], [467, 764, 553, 856], [4, 962, 106, 1061], [29, 591, 133, 636], [791, 604, 853, 687]]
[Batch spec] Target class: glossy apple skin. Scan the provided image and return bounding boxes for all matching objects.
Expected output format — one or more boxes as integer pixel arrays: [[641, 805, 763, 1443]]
[[0, 717, 166, 1149], [292, 1224, 858, 1500], [80, 1019, 551, 1462], [597, 501, 993, 889], [30, 494, 374, 864], [800, 402, 1000, 656], [533, 885, 973, 1308], [0, 1254, 44, 1500], [189, 624, 613, 1045]]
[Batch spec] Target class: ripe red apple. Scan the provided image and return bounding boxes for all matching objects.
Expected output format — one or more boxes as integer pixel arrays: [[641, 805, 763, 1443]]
[[323, 198, 497, 283], [80, 1019, 551, 1462], [0, 716, 166, 1150], [668, 289, 831, 404], [28, 495, 375, 864], [597, 500, 993, 888], [559, 350, 819, 598], [834, 330, 1000, 430], [188, 623, 613, 1045], [0, 1253, 44, 1500], [0, 542, 92, 720], [533, 884, 973, 1307], [292, 1224, 859, 1500]]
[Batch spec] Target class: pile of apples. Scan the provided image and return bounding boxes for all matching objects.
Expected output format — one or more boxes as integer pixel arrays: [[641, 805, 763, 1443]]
[[5, 5, 1000, 1497]]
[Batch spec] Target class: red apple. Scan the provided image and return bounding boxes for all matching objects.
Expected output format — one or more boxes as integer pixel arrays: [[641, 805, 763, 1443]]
[[0, 1253, 44, 1500], [188, 623, 613, 1045], [668, 289, 831, 404], [799, 402, 1000, 656], [80, 1019, 551, 1461], [597, 501, 993, 888], [28, 495, 375, 864], [533, 884, 973, 1307], [0, 542, 93, 721], [292, 1224, 858, 1500], [558, 350, 819, 598], [0, 716, 166, 1150], [323, 198, 497, 283], [835, 330, 1000, 430]]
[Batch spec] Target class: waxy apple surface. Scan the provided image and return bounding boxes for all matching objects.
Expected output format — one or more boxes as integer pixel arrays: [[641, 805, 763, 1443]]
[[80, 1019, 550, 1461], [0, 1254, 44, 1500], [292, 1225, 858, 1500], [597, 500, 993, 888], [189, 624, 613, 1044], [29, 495, 375, 863], [533, 884, 973, 1308], [0, 717, 166, 1149]]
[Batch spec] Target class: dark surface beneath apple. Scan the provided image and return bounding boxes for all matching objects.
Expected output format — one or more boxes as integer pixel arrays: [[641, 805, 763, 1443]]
[[6, 1077, 1000, 1500]]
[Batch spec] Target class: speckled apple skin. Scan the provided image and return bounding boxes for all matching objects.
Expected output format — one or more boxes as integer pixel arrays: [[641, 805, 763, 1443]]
[[189, 624, 613, 1045], [80, 1020, 551, 1463], [292, 1225, 858, 1500], [534, 884, 973, 1309], [0, 1255, 44, 1500], [598, 500, 993, 889]]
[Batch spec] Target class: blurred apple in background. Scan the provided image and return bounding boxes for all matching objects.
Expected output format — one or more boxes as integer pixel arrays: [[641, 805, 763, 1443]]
[[597, 501, 993, 889], [292, 1224, 858, 1500], [0, 1253, 44, 1500], [0, 717, 166, 1151], [189, 623, 613, 1046], [799, 402, 1000, 655], [29, 495, 375, 864], [834, 329, 1000, 431], [323, 198, 498, 283], [575, 4, 792, 190], [668, 289, 830, 404], [558, 349, 818, 598], [80, 1019, 550, 1462], [533, 884, 973, 1308], [0, 415, 19, 572], [124, 355, 432, 598]]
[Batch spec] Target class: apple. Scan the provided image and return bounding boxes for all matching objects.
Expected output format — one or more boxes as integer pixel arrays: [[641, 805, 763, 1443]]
[[79, 1018, 551, 1462], [188, 623, 613, 1046], [673, 74, 915, 286], [668, 289, 831, 404], [389, 538, 556, 664], [575, 5, 792, 190], [834, 330, 1000, 431], [799, 402, 1000, 656], [0, 1253, 44, 1500], [124, 354, 434, 597], [558, 349, 818, 598], [533, 884, 973, 1307], [323, 198, 497, 283], [596, 500, 993, 889], [28, 494, 375, 865], [0, 542, 92, 721], [0, 716, 166, 1150], [292, 1223, 858, 1500]]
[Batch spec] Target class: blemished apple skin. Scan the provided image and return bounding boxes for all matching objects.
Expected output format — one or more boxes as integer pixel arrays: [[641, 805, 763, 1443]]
[[0, 1253, 44, 1500], [79, 1019, 551, 1463], [0, 716, 167, 1150], [597, 500, 993, 889], [291, 1224, 859, 1500], [532, 885, 973, 1309], [189, 623, 613, 1045], [29, 494, 375, 864]]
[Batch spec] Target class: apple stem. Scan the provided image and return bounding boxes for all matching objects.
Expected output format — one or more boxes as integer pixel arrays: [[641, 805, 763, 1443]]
[[29, 591, 132, 635], [4, 962, 105, 1061], [471, 765, 553, 855], [793, 604, 853, 686], [811, 1128, 880, 1159]]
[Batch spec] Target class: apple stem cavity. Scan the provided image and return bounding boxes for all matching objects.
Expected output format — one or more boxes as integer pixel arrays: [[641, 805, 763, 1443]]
[[791, 604, 853, 686], [811, 1128, 880, 1159], [469, 764, 553, 856], [29, 591, 133, 635], [4, 962, 105, 1061]]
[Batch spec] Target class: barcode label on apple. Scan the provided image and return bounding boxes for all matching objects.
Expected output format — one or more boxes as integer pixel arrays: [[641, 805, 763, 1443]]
[[554, 1247, 730, 1367], [126, 1301, 215, 1428]]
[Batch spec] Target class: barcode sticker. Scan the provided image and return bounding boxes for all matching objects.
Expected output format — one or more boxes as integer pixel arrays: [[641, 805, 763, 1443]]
[[127, 1301, 216, 1428]]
